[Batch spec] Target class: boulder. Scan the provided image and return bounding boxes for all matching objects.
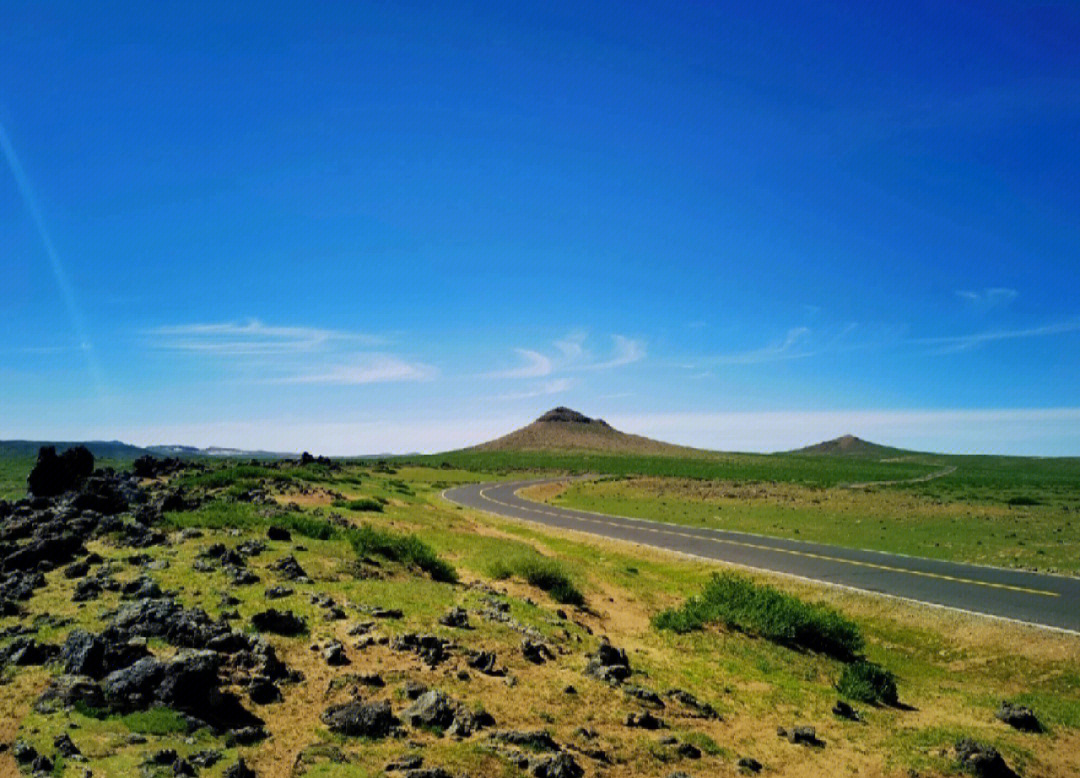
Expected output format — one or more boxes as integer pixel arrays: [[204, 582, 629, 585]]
[[271, 555, 309, 582], [955, 739, 1017, 778], [664, 688, 717, 718], [0, 637, 59, 667], [995, 701, 1041, 732], [323, 640, 349, 666], [584, 640, 631, 684], [521, 639, 554, 664], [777, 725, 822, 746], [320, 700, 397, 738], [403, 690, 457, 729], [223, 758, 257, 778], [624, 711, 664, 729], [72, 477, 129, 515], [250, 609, 307, 636], [27, 446, 93, 497], [623, 685, 664, 708], [531, 752, 583, 778], [832, 700, 860, 721], [34, 675, 105, 713], [489, 730, 559, 752], [438, 607, 470, 628]]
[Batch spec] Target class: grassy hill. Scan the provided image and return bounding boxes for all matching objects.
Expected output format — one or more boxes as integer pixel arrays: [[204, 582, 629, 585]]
[[465, 407, 717, 457], [790, 434, 912, 458]]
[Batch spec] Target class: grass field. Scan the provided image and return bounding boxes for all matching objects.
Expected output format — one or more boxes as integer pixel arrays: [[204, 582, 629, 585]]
[[3, 453, 1080, 776], [407, 449, 942, 487], [531, 473, 1080, 574]]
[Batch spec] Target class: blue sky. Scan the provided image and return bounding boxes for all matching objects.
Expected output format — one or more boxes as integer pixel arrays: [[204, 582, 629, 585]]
[[2, 1, 1079, 454]]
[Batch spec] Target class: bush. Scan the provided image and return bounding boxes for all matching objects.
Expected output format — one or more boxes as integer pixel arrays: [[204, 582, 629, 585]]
[[333, 497, 384, 512], [346, 525, 457, 583], [837, 660, 898, 705], [488, 552, 585, 606], [1007, 495, 1041, 506], [653, 573, 863, 660], [120, 706, 189, 735]]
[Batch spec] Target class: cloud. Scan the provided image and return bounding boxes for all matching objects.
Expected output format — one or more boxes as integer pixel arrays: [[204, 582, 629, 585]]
[[489, 332, 645, 384], [956, 288, 1018, 310], [274, 355, 437, 385], [497, 378, 574, 400], [553, 331, 587, 362], [707, 327, 814, 365], [485, 349, 553, 378], [148, 319, 383, 355], [584, 335, 646, 370], [918, 319, 1080, 354]]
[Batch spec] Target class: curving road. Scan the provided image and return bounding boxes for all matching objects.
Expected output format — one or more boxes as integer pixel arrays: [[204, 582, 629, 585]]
[[443, 478, 1080, 633]]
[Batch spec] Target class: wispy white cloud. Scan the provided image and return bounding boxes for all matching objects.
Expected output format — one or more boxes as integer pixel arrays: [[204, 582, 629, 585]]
[[274, 356, 437, 385], [497, 378, 574, 400], [956, 287, 1018, 310], [488, 332, 645, 386], [583, 335, 646, 370], [148, 319, 383, 355], [553, 331, 587, 362], [707, 326, 814, 365], [918, 319, 1080, 354], [485, 349, 553, 378]]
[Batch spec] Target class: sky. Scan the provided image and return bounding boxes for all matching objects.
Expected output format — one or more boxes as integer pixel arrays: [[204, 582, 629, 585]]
[[2, 1, 1079, 455]]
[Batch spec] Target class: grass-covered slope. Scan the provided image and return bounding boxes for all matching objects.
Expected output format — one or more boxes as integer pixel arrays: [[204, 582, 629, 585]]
[[790, 434, 912, 458], [464, 407, 715, 457], [2, 456, 1078, 777]]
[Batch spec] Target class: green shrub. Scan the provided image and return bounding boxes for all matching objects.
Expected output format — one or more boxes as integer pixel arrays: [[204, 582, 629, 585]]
[[837, 660, 899, 705], [332, 497, 384, 512], [120, 706, 189, 735], [653, 573, 863, 660], [346, 525, 457, 583], [1007, 495, 1041, 506], [488, 552, 585, 606]]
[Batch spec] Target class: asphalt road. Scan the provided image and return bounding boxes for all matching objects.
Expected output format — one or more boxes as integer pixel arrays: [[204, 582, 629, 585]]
[[443, 478, 1080, 633]]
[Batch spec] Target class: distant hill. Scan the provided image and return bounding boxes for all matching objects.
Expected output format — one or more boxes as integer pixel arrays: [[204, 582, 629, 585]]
[[147, 445, 298, 459], [0, 440, 148, 459], [790, 434, 910, 458], [466, 407, 714, 457]]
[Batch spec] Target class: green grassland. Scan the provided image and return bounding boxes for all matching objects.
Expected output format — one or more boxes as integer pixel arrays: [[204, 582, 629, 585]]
[[3, 454, 1080, 777], [537, 466, 1080, 574], [406, 449, 942, 487]]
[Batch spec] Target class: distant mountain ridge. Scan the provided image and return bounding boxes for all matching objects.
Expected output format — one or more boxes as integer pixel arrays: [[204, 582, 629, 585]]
[[466, 407, 715, 456], [0, 440, 149, 459], [0, 440, 297, 460], [790, 434, 910, 458]]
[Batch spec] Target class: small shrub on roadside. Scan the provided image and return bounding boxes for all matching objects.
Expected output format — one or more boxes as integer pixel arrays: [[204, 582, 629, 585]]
[[653, 572, 863, 660], [837, 660, 899, 705], [488, 552, 585, 606], [346, 525, 457, 583], [332, 497, 384, 512]]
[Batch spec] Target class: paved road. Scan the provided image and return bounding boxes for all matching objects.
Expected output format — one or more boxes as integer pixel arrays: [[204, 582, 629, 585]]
[[443, 478, 1080, 633]]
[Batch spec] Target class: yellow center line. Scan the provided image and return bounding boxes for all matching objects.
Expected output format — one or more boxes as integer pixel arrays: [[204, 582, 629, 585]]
[[476, 486, 1058, 598]]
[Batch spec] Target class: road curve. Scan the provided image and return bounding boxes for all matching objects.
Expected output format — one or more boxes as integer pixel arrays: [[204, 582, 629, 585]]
[[443, 478, 1080, 633]]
